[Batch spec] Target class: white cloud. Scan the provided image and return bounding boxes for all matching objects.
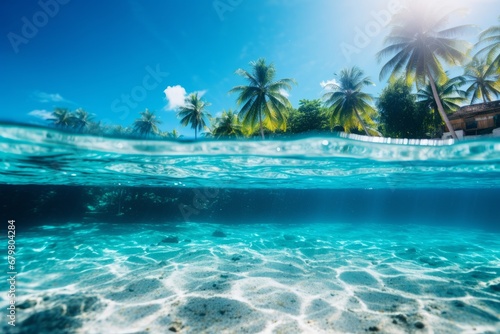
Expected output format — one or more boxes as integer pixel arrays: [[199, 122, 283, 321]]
[[163, 85, 187, 110], [279, 88, 290, 98], [28, 109, 53, 120], [163, 86, 209, 111], [320, 79, 339, 90], [32, 91, 72, 103]]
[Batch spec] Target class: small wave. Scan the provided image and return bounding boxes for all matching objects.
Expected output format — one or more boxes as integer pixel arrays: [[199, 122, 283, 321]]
[[1, 123, 499, 189]]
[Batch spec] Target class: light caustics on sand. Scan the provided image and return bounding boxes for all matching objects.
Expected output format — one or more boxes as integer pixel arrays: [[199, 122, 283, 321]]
[[1, 222, 499, 333], [1, 123, 500, 189]]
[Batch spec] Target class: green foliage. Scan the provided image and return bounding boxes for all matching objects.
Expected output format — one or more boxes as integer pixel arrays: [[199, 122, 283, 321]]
[[322, 67, 378, 136], [50, 108, 104, 135], [50, 108, 74, 127], [459, 58, 500, 104], [159, 129, 182, 139], [133, 109, 161, 137], [377, 80, 432, 138], [72, 108, 94, 131], [170, 129, 181, 139], [46, 16, 496, 143], [177, 92, 211, 140], [85, 121, 105, 136], [110, 125, 133, 137], [287, 99, 330, 134], [475, 16, 500, 75], [230, 58, 296, 139], [378, 3, 473, 139], [210, 109, 244, 138], [417, 77, 467, 114], [417, 77, 467, 137], [378, 4, 473, 86]]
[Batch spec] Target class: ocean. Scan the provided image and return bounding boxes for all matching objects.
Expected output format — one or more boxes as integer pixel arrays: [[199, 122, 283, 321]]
[[1, 123, 499, 333]]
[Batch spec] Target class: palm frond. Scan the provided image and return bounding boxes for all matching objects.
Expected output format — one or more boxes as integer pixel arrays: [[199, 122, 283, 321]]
[[229, 58, 295, 138]]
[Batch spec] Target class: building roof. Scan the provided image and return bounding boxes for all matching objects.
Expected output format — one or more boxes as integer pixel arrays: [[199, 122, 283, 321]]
[[449, 100, 500, 120]]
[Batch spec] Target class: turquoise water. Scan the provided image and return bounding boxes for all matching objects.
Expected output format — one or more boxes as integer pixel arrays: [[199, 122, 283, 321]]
[[1, 123, 500, 189], [1, 123, 500, 333]]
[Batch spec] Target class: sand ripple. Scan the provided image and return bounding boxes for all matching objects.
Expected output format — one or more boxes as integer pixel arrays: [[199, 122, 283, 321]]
[[2, 222, 499, 333]]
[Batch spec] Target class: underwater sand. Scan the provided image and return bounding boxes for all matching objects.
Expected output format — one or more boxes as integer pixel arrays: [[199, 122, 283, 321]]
[[2, 221, 499, 333]]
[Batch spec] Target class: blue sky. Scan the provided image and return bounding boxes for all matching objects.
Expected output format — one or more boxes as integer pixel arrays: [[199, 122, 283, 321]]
[[0, 0, 498, 137]]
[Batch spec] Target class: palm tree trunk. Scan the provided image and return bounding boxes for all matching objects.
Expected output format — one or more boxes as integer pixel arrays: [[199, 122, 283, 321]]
[[426, 70, 458, 140], [259, 111, 265, 139], [433, 110, 440, 137], [195, 127, 197, 140], [354, 108, 370, 136]]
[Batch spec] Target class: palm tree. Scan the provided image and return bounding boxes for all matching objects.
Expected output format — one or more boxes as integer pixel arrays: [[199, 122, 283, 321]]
[[133, 109, 161, 137], [377, 4, 473, 139], [177, 92, 211, 140], [458, 58, 500, 104], [321, 67, 377, 135], [475, 16, 500, 75], [417, 77, 467, 136], [158, 129, 182, 139], [211, 110, 243, 138], [230, 58, 296, 139], [50, 108, 74, 128], [417, 77, 467, 112], [72, 108, 93, 132], [170, 129, 181, 139], [159, 130, 171, 138]]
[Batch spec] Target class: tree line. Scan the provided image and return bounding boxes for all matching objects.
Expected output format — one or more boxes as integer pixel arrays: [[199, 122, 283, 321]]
[[48, 6, 499, 140]]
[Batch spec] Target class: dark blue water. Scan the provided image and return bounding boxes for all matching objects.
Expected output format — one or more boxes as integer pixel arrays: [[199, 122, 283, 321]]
[[1, 124, 499, 333]]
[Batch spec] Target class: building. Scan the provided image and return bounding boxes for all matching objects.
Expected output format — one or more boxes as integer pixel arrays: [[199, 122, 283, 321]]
[[446, 100, 500, 138]]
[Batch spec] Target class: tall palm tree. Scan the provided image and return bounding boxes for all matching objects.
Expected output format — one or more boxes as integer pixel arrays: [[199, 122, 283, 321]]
[[475, 16, 500, 75], [230, 58, 295, 139], [417, 77, 467, 136], [322, 67, 377, 135], [133, 109, 161, 137], [377, 4, 473, 139], [72, 108, 93, 132], [50, 108, 74, 128], [211, 109, 243, 138], [458, 58, 500, 104], [177, 92, 211, 140]]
